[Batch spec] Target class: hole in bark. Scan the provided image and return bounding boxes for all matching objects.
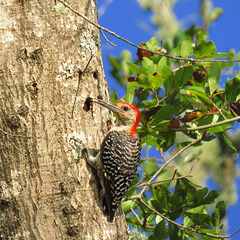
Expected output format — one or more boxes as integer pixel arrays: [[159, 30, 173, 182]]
[[93, 70, 99, 79], [32, 82, 37, 88], [0, 200, 10, 209], [67, 226, 79, 236], [9, 115, 21, 128], [106, 120, 112, 131], [83, 97, 93, 112]]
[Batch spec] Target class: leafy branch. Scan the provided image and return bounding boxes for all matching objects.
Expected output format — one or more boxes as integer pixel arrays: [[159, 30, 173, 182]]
[[169, 115, 240, 132], [139, 199, 240, 239], [56, 0, 240, 63], [139, 133, 205, 198]]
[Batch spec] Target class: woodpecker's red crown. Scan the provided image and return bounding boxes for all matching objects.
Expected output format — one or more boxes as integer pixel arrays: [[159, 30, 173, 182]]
[[114, 102, 140, 139]]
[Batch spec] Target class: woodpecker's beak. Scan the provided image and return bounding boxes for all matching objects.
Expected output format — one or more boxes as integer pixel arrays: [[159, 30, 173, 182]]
[[92, 98, 124, 114]]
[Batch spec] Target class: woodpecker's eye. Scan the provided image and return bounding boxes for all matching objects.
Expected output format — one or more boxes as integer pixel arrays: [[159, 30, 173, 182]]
[[123, 106, 129, 111]]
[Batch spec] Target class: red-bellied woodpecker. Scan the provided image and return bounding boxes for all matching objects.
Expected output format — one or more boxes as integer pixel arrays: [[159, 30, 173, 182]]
[[85, 98, 141, 222]]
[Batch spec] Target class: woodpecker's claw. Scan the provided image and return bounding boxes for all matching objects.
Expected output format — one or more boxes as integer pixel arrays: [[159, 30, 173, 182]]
[[69, 138, 103, 170], [69, 138, 85, 149], [68, 138, 88, 162]]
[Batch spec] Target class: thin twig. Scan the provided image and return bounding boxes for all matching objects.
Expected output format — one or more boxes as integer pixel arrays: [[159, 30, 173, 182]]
[[138, 200, 147, 230], [189, 157, 200, 175], [172, 64, 191, 72], [138, 175, 198, 188], [127, 172, 146, 192], [130, 207, 143, 226], [225, 228, 240, 239], [100, 29, 117, 46], [159, 148, 167, 162], [209, 97, 227, 120], [152, 88, 160, 106], [56, 0, 240, 64], [137, 158, 201, 189], [171, 169, 177, 180], [130, 207, 155, 229], [158, 94, 170, 105], [139, 134, 205, 198], [140, 199, 185, 228], [169, 115, 240, 132]]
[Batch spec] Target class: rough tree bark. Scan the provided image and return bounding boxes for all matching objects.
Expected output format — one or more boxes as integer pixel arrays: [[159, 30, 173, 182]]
[[0, 0, 128, 239]]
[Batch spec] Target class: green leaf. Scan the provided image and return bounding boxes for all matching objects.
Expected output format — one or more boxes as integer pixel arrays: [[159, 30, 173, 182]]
[[175, 66, 194, 88], [183, 215, 194, 228], [217, 132, 237, 151], [208, 62, 221, 96], [194, 114, 214, 128], [181, 86, 213, 106], [169, 222, 181, 240], [141, 134, 162, 149], [108, 55, 121, 70], [186, 90, 213, 106], [134, 73, 151, 88], [146, 36, 159, 52], [122, 200, 136, 213], [126, 83, 135, 104], [195, 187, 208, 201], [163, 65, 175, 95], [208, 7, 224, 23], [159, 131, 176, 152], [121, 49, 131, 61], [186, 205, 206, 214], [155, 185, 172, 211], [151, 199, 163, 214], [180, 38, 193, 58], [150, 104, 182, 124], [200, 190, 219, 205], [212, 201, 226, 230], [184, 206, 205, 227], [143, 158, 158, 177], [180, 178, 197, 196], [173, 44, 181, 57], [187, 188, 219, 207], [194, 40, 216, 59], [196, 29, 207, 46], [150, 73, 165, 90], [150, 121, 171, 131], [185, 212, 212, 226], [157, 57, 171, 70], [141, 57, 155, 77], [224, 77, 240, 103], [209, 126, 224, 134], [177, 141, 192, 148], [126, 62, 141, 75], [153, 221, 169, 240]]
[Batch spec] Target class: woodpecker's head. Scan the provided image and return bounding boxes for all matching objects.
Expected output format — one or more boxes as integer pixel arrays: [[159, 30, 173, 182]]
[[93, 98, 140, 139]]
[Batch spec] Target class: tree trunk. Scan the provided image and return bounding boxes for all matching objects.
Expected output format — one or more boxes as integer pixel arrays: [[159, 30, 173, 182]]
[[0, 0, 128, 239]]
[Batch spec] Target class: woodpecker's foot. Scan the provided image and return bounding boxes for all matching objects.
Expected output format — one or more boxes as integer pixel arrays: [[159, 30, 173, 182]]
[[86, 150, 103, 170], [69, 138, 88, 162], [68, 138, 103, 169]]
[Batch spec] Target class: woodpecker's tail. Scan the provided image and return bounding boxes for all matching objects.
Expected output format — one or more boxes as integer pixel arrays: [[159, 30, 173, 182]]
[[103, 196, 122, 222]]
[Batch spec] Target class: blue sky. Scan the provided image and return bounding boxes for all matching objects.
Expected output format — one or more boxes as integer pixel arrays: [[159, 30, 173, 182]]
[[97, 0, 240, 238]]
